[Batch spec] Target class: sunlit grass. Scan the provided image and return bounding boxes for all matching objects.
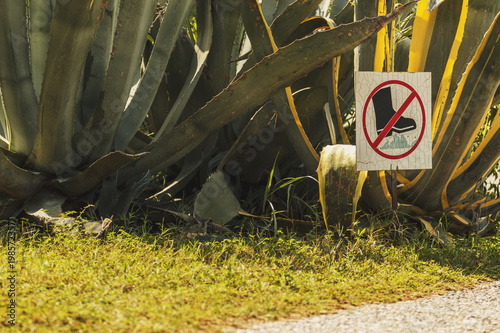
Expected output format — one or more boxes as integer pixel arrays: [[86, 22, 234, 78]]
[[1, 222, 499, 332]]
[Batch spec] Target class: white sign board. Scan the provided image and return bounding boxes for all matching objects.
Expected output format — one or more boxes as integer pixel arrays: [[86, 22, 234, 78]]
[[355, 72, 432, 171]]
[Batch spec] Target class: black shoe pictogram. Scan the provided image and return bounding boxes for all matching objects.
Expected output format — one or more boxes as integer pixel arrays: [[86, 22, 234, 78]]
[[372, 87, 416, 137]]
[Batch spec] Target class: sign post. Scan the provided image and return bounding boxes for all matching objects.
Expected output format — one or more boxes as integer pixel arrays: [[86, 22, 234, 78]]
[[355, 72, 432, 171]]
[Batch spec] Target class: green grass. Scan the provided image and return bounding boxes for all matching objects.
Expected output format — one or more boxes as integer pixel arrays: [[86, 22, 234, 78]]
[[1, 224, 499, 332]]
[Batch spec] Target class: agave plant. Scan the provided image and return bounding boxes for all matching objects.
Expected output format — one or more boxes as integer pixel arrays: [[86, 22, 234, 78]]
[[0, 0, 413, 226], [4, 0, 495, 236], [319, 0, 500, 237]]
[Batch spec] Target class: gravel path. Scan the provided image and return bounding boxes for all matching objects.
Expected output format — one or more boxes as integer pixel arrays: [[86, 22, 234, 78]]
[[236, 281, 500, 333]]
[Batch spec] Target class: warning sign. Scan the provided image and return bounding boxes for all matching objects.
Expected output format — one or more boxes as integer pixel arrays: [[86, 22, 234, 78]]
[[356, 72, 432, 171]]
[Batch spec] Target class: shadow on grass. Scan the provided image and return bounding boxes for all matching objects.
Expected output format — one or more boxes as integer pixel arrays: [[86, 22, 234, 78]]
[[2, 210, 499, 282]]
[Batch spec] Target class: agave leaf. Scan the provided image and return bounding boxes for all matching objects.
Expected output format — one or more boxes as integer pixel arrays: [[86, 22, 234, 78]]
[[293, 86, 329, 142], [447, 112, 500, 205], [287, 16, 343, 145], [96, 175, 120, 218], [149, 31, 195, 133], [241, 0, 277, 58], [194, 171, 240, 226], [147, 73, 218, 175], [23, 189, 67, 217], [330, 0, 355, 25], [323, 103, 337, 144], [314, 0, 331, 17], [151, 0, 213, 143], [282, 16, 331, 46], [5, 0, 38, 133], [408, 0, 438, 72], [261, 0, 279, 23], [274, 0, 296, 20], [149, 132, 218, 201], [242, 0, 319, 173], [0, 198, 23, 220], [28, 0, 108, 172], [352, 170, 368, 230], [0, 95, 9, 149], [478, 198, 500, 217], [475, 215, 496, 237], [415, 216, 453, 245], [447, 212, 473, 233], [397, 203, 426, 216], [207, 0, 243, 93], [148, 158, 201, 202], [125, 131, 152, 154], [271, 0, 324, 46], [84, 0, 156, 160], [115, 0, 197, 151], [0, 0, 38, 155], [50, 151, 148, 197], [360, 171, 392, 211], [327, 50, 351, 144], [428, 0, 447, 11], [337, 50, 355, 115], [427, 0, 467, 137], [80, 0, 120, 126], [394, 38, 411, 71], [373, 0, 391, 72], [354, 0, 378, 71], [119, 3, 412, 180], [0, 149, 47, 199], [147, 76, 171, 135], [236, 0, 328, 76], [217, 102, 276, 173], [493, 87, 500, 106], [402, 13, 500, 211], [98, 170, 152, 218], [291, 61, 329, 92], [28, 0, 55, 100], [115, 170, 152, 218], [331, 0, 351, 21]]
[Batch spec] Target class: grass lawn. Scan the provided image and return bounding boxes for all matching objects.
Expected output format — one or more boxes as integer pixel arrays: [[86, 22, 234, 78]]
[[1, 222, 499, 332]]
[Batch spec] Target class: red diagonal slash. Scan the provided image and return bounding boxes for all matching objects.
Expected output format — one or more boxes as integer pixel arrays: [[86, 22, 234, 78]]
[[373, 91, 418, 148]]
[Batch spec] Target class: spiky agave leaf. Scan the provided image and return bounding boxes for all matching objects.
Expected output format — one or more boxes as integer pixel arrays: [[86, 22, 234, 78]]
[[119, 2, 414, 181], [114, 0, 197, 150], [28, 0, 109, 173], [0, 0, 38, 155]]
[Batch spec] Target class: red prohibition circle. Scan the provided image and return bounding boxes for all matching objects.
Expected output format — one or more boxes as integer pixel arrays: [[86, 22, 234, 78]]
[[362, 80, 426, 160]]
